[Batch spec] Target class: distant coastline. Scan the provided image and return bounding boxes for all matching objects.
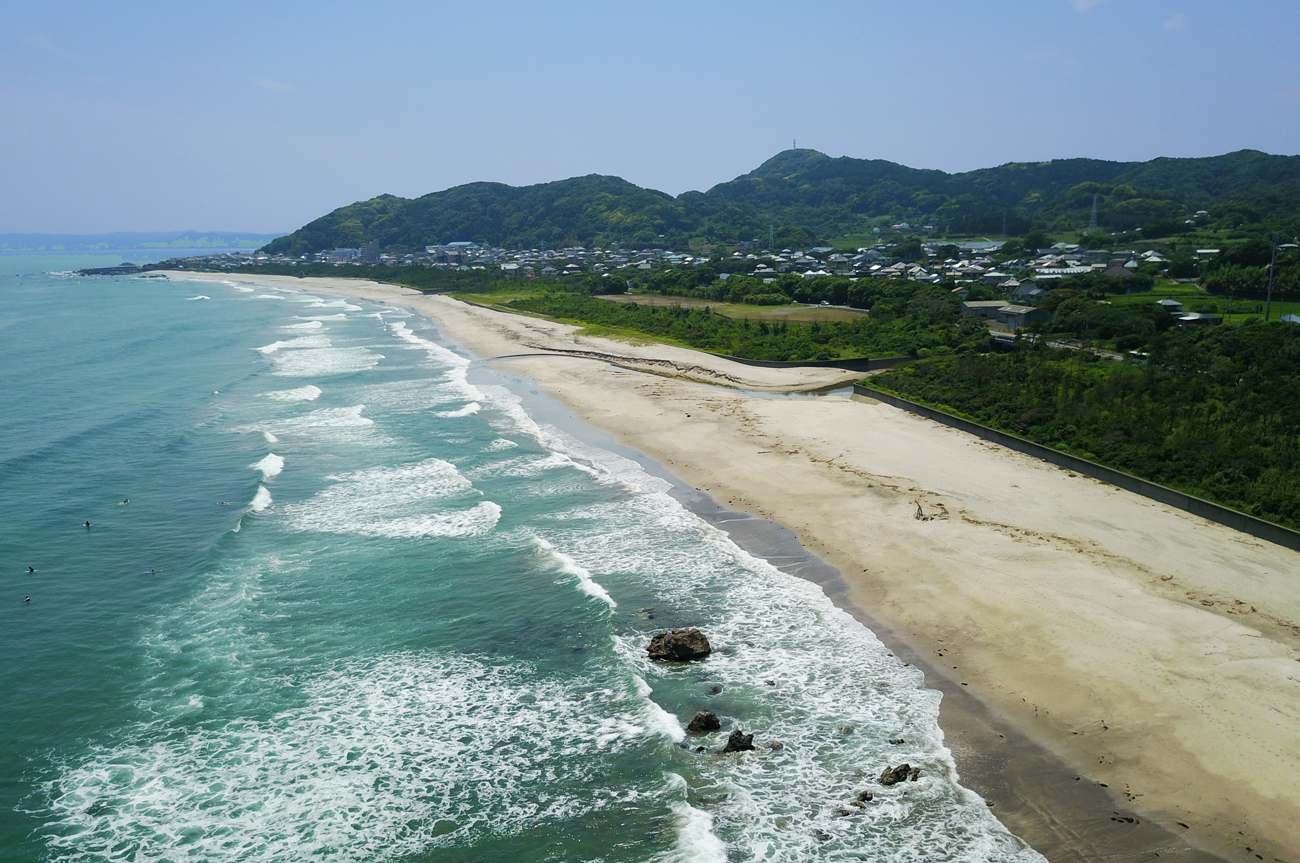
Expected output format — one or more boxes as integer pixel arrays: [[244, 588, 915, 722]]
[[0, 231, 283, 255]]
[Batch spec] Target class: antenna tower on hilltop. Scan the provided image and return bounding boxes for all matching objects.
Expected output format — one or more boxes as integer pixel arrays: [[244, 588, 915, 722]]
[[1089, 195, 1099, 231]]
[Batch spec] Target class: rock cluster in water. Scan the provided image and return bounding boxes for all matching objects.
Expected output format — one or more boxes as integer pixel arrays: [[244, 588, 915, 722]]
[[686, 711, 721, 735], [646, 628, 711, 661], [720, 730, 756, 753], [878, 763, 921, 786]]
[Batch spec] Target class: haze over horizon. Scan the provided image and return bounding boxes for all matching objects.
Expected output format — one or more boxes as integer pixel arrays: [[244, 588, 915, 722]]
[[4, 0, 1299, 235]]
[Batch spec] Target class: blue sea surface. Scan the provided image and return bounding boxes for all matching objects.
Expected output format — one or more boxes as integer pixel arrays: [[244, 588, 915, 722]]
[[0, 265, 1041, 862]]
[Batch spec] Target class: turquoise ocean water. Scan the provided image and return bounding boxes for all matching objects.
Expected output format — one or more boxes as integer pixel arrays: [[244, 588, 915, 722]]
[[0, 264, 1041, 862]]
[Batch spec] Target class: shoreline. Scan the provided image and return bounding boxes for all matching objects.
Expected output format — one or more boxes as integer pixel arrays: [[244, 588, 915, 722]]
[[502, 374, 1225, 863], [162, 272, 1300, 863]]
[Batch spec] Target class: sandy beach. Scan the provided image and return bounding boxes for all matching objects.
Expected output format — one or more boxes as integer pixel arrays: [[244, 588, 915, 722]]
[[170, 272, 1300, 863]]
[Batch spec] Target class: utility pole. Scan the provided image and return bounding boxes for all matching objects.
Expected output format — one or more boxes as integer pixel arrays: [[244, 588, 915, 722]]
[[1001, 211, 1007, 238], [1266, 235, 1277, 321], [1089, 195, 1099, 231], [769, 225, 775, 251]]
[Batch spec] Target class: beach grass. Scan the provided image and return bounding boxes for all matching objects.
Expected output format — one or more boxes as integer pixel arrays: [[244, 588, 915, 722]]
[[599, 294, 869, 322]]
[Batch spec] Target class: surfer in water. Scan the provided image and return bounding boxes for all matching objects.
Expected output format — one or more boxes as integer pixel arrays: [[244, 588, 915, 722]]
[[27, 567, 34, 573], [84, 521, 91, 528]]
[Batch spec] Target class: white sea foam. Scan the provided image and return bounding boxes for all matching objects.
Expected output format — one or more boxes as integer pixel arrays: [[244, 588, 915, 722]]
[[262, 384, 322, 402], [251, 453, 284, 480], [665, 796, 727, 863], [632, 676, 683, 742], [262, 431, 279, 443], [272, 346, 382, 377], [475, 384, 668, 493], [388, 321, 485, 404], [298, 313, 347, 321], [241, 406, 383, 448], [268, 405, 374, 432], [44, 654, 656, 863], [256, 335, 332, 354], [435, 402, 480, 418], [249, 485, 272, 512], [546, 482, 1041, 860], [280, 320, 324, 331], [304, 298, 362, 312], [470, 451, 574, 481], [533, 537, 616, 608], [389, 320, 470, 370], [47, 303, 1042, 861], [360, 503, 502, 539], [346, 379, 465, 413], [231, 285, 255, 293], [283, 458, 500, 539], [254, 294, 285, 300], [187, 295, 210, 300]]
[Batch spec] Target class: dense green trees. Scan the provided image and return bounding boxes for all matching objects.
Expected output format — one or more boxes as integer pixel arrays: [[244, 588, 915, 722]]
[[1020, 229, 1050, 251], [1202, 241, 1300, 299], [641, 273, 967, 321], [1043, 298, 1174, 347]]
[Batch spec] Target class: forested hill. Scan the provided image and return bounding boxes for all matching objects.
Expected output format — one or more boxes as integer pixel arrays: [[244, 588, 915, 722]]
[[263, 148, 1300, 254]]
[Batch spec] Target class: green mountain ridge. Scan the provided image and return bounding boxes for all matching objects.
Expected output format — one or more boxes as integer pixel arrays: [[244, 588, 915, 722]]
[[264, 149, 1300, 255]]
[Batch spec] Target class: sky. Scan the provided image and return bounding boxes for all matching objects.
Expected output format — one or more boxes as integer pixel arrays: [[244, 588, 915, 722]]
[[3, 0, 1299, 235]]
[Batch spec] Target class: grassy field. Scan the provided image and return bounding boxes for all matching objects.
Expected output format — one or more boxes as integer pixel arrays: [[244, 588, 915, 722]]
[[448, 287, 546, 306], [827, 232, 880, 251], [827, 232, 1012, 250], [599, 294, 869, 322], [1107, 279, 1300, 322]]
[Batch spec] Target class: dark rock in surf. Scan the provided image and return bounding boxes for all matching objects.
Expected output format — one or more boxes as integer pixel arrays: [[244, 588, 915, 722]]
[[878, 763, 921, 786], [686, 711, 721, 735], [647, 628, 711, 661], [720, 730, 756, 753]]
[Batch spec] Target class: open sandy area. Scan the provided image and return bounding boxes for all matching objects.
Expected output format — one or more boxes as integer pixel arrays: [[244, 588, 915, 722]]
[[168, 272, 1300, 863]]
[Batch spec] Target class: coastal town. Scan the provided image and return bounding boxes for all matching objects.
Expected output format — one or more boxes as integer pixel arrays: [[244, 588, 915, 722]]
[[148, 234, 1231, 332], [159, 236, 1204, 285]]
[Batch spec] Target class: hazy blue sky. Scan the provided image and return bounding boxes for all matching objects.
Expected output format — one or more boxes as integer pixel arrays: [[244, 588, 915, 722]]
[[3, 0, 1299, 234]]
